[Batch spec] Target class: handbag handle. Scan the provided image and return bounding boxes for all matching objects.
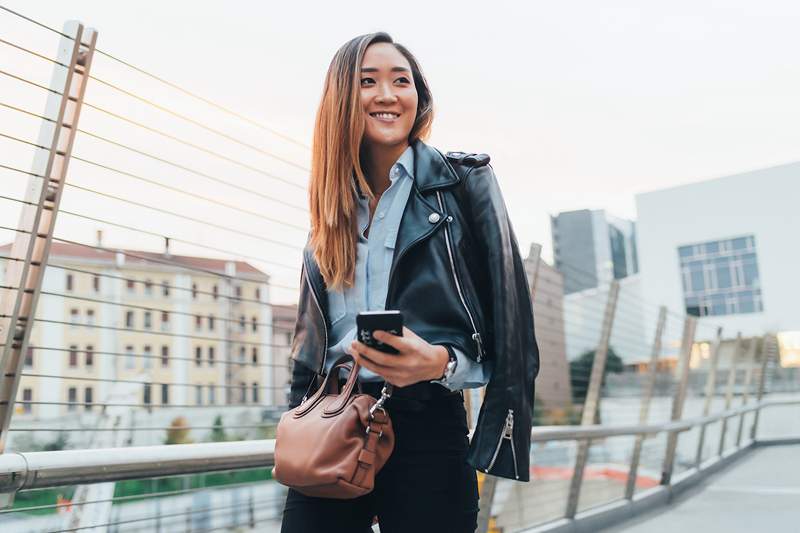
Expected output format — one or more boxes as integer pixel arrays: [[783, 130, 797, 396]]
[[294, 354, 360, 417]]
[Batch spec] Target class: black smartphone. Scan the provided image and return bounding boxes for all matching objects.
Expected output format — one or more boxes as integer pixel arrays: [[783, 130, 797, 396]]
[[356, 310, 404, 354]]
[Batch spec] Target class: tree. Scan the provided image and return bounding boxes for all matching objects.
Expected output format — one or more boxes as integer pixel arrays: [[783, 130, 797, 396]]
[[209, 415, 227, 442], [164, 416, 193, 445], [569, 347, 624, 406]]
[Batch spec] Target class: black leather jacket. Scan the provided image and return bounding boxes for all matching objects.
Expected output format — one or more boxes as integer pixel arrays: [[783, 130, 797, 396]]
[[288, 139, 540, 482]]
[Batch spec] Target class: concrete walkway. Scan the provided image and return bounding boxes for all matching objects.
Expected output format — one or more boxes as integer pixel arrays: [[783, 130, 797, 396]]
[[602, 444, 800, 533]]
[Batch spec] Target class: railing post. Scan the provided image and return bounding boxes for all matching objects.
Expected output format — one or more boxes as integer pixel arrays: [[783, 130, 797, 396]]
[[565, 280, 620, 519], [0, 20, 97, 507], [735, 337, 760, 447], [660, 316, 696, 486], [695, 327, 724, 467], [750, 333, 777, 442], [718, 334, 745, 456], [625, 306, 667, 500]]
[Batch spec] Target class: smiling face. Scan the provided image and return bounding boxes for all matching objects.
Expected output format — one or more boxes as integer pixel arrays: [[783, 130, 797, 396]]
[[359, 42, 418, 151]]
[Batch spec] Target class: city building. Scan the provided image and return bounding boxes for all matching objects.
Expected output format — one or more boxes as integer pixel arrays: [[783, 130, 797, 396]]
[[0, 241, 284, 420], [636, 161, 800, 347], [525, 244, 572, 409], [551, 209, 639, 295]]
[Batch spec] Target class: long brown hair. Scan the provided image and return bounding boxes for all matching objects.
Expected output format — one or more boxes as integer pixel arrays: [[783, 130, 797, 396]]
[[309, 32, 433, 289]]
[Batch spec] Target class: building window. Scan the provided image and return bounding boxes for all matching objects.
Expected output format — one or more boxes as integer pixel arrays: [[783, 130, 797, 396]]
[[127, 278, 135, 293], [143, 345, 152, 368], [125, 310, 134, 329], [143, 384, 151, 406], [24, 345, 33, 367], [22, 388, 32, 414], [85, 345, 94, 367], [67, 387, 77, 411], [161, 311, 170, 331], [70, 308, 79, 326], [252, 382, 259, 403], [195, 346, 202, 367], [84, 387, 93, 411], [208, 384, 216, 405], [144, 311, 152, 330], [235, 285, 242, 301], [255, 287, 261, 300], [208, 346, 215, 367], [212, 284, 218, 300], [678, 235, 764, 317], [66, 274, 74, 292], [251, 316, 257, 333], [195, 315, 202, 331], [208, 314, 215, 331], [161, 384, 169, 405], [86, 309, 95, 326], [68, 345, 78, 367], [192, 283, 198, 299], [239, 346, 246, 363], [161, 345, 169, 367], [125, 345, 135, 369], [239, 315, 246, 332], [195, 385, 203, 405], [144, 279, 153, 295], [92, 274, 100, 292], [240, 383, 247, 404], [161, 280, 170, 297], [252, 347, 258, 365]]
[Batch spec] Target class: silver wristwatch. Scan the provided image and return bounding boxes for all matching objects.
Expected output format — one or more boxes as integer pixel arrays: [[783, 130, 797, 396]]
[[432, 346, 458, 386]]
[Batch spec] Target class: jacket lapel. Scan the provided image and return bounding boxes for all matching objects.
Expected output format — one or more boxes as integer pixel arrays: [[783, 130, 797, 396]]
[[388, 140, 460, 283]]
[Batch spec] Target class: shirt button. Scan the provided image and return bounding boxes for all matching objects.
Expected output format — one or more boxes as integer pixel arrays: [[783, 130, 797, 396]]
[[391, 167, 400, 178], [378, 211, 386, 219], [428, 213, 441, 224]]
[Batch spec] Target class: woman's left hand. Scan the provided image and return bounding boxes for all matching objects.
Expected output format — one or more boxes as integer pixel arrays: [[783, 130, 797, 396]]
[[349, 327, 449, 387]]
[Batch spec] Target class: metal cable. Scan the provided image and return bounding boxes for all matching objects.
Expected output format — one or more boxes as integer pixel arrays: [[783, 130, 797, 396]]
[[9, 422, 285, 433], [84, 83, 310, 173], [0, 4, 308, 150], [0, 100, 309, 217], [79, 105, 307, 191], [0, 36, 67, 67], [0, 254, 300, 306], [0, 67, 61, 94], [70, 153, 309, 228], [1, 475, 274, 514], [20, 400, 269, 409], [21, 373, 286, 391], [50, 235, 299, 285], [0, 189, 303, 275], [5, 344, 291, 370], [9, 315, 288, 350], [93, 46, 310, 150], [10, 285, 296, 334]]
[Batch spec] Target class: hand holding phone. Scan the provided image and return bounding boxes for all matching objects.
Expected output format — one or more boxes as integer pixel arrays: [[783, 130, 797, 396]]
[[356, 310, 404, 355]]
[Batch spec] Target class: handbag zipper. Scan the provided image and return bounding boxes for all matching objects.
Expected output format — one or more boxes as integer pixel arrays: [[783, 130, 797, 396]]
[[435, 191, 485, 362], [301, 260, 328, 398], [485, 409, 519, 480]]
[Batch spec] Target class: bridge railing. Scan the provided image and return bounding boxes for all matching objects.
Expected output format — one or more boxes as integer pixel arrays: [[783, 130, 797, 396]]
[[1, 6, 798, 533]]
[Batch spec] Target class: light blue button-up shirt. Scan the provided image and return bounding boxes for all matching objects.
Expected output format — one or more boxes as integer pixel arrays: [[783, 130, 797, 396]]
[[324, 146, 491, 390]]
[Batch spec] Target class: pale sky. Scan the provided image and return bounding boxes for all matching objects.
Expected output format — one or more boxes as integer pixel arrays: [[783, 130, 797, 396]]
[[2, 1, 799, 303]]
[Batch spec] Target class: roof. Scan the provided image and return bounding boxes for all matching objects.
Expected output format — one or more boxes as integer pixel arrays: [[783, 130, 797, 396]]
[[0, 241, 269, 280]]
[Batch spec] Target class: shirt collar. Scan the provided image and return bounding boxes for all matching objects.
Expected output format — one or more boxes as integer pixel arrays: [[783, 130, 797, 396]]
[[354, 144, 415, 198]]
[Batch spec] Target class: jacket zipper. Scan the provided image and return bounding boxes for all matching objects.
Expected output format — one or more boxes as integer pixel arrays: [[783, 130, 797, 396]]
[[435, 191, 485, 362], [302, 260, 328, 399], [485, 409, 519, 480]]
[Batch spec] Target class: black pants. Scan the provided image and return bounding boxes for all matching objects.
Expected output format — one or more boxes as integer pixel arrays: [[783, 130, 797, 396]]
[[280, 390, 480, 533]]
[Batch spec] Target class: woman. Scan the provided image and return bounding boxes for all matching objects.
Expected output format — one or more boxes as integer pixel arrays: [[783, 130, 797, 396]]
[[282, 32, 539, 532]]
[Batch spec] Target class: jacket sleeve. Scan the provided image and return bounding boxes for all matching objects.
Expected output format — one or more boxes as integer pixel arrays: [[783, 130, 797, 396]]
[[286, 262, 319, 409], [461, 163, 540, 481]]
